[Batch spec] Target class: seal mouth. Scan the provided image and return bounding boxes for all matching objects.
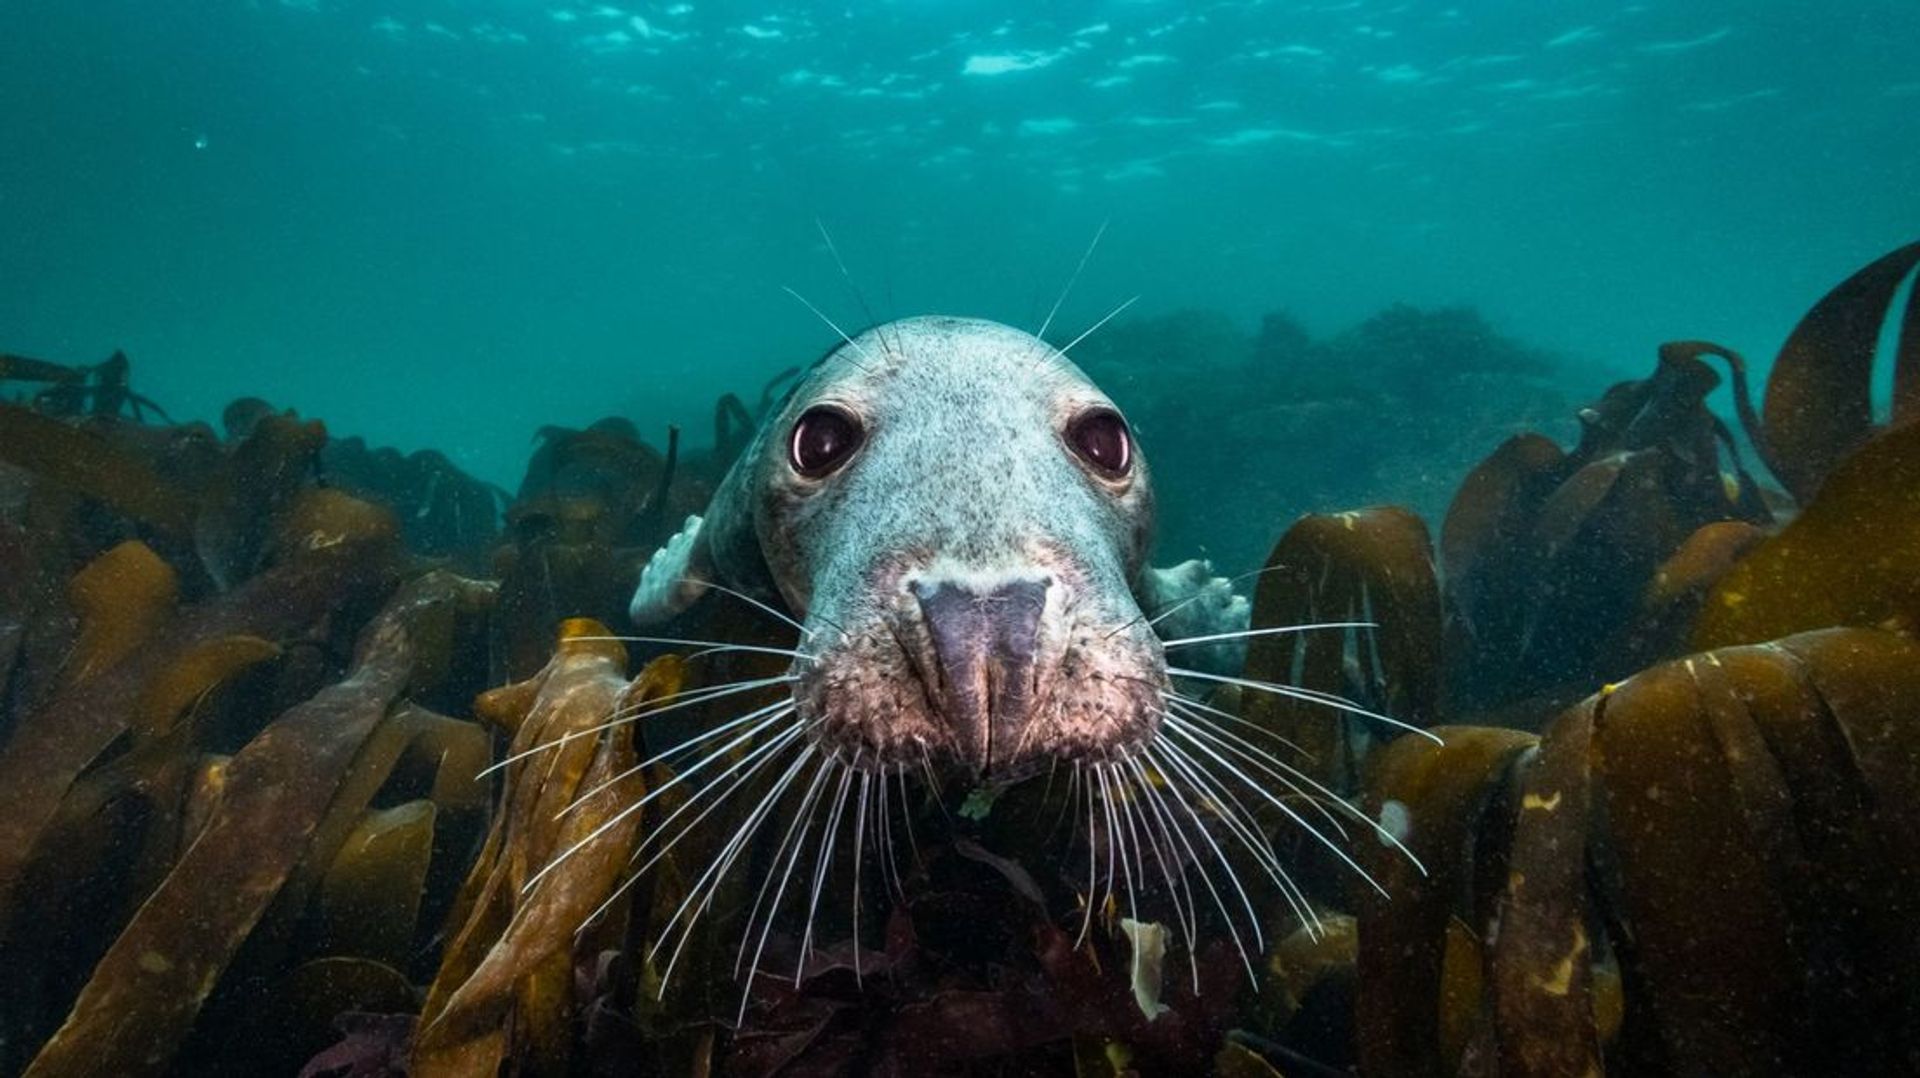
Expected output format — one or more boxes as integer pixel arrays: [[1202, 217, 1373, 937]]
[[796, 563, 1168, 783]]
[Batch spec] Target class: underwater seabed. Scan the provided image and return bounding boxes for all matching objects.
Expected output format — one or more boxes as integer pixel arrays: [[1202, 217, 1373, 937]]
[[1, 241, 1917, 1077]]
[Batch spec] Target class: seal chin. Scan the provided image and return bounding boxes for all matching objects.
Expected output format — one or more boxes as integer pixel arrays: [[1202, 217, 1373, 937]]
[[795, 567, 1168, 783]]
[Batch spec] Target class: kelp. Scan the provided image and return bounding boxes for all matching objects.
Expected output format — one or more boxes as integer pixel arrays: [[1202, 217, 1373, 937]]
[[1351, 626, 1920, 1077], [413, 620, 677, 1077], [0, 402, 198, 536], [1243, 506, 1442, 792], [1438, 340, 1774, 713], [1692, 419, 1920, 649], [19, 571, 494, 1078], [321, 434, 506, 565], [1755, 240, 1920, 501], [1355, 726, 1536, 1076], [1, 350, 171, 421]]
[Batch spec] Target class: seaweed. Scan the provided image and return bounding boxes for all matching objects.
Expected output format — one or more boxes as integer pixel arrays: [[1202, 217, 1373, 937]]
[[4, 240, 1920, 1075]]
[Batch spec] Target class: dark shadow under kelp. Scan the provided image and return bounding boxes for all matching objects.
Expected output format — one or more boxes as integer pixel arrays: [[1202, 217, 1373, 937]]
[[0, 240, 1915, 1077]]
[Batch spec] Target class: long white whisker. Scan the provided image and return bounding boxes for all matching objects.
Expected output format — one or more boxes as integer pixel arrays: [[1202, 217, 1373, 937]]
[[737, 758, 836, 1022], [797, 760, 856, 985], [1167, 666, 1443, 744], [573, 635, 808, 661], [1164, 706, 1353, 842], [1125, 754, 1230, 988], [524, 704, 795, 898], [1142, 744, 1275, 957], [1161, 720, 1389, 900], [1074, 761, 1098, 948], [1158, 621, 1377, 649], [577, 723, 805, 935], [654, 746, 817, 993], [1034, 218, 1109, 345], [676, 576, 813, 637], [627, 723, 807, 879], [551, 699, 796, 823], [1058, 295, 1139, 355], [1162, 689, 1313, 760], [851, 767, 871, 988], [480, 674, 797, 778], [782, 285, 879, 374]]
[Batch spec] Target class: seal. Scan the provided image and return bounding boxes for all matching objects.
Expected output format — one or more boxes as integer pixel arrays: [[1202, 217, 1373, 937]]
[[631, 315, 1246, 783]]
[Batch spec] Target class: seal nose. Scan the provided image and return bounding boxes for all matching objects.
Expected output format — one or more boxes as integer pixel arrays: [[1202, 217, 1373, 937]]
[[908, 574, 1052, 776]]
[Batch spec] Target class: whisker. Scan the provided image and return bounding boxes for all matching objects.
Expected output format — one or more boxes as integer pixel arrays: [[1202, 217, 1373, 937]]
[[851, 767, 871, 988], [796, 759, 857, 985], [522, 705, 796, 899], [1142, 743, 1278, 955], [1161, 689, 1312, 760], [551, 699, 796, 823], [479, 673, 796, 778], [1158, 620, 1377, 648], [573, 634, 809, 661], [576, 723, 806, 934], [1105, 563, 1293, 642], [654, 746, 818, 992], [1160, 719, 1389, 900], [1113, 764, 1189, 987], [1167, 705, 1427, 875], [627, 725, 807, 878], [1074, 761, 1098, 949], [514, 699, 791, 899], [815, 217, 896, 357], [1034, 218, 1110, 347], [1167, 666, 1443, 744], [737, 758, 837, 1022], [676, 576, 814, 637], [1125, 754, 1243, 987], [1163, 705, 1353, 842], [1058, 295, 1139, 355], [781, 285, 880, 375]]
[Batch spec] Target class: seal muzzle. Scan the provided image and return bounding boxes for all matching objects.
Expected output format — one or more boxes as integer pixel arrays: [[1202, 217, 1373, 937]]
[[909, 574, 1052, 776]]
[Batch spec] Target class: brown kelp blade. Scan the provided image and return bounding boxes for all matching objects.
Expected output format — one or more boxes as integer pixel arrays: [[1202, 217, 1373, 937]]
[[1760, 239, 1920, 501], [1244, 507, 1443, 791], [1490, 699, 1602, 1078], [19, 572, 488, 1078], [0, 403, 196, 536], [416, 625, 684, 1077], [1693, 420, 1920, 649], [1356, 726, 1536, 1077]]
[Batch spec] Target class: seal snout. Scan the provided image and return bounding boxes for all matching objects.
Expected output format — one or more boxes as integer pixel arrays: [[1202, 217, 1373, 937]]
[[908, 573, 1053, 777]]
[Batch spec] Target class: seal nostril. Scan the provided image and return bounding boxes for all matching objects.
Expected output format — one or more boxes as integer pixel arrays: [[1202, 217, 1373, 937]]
[[910, 576, 1052, 775]]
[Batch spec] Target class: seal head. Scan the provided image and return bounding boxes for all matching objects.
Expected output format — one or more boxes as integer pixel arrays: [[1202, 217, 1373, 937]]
[[635, 316, 1183, 783]]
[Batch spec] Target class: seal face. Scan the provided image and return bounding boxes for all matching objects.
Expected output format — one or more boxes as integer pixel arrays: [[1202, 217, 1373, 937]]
[[633, 316, 1222, 784]]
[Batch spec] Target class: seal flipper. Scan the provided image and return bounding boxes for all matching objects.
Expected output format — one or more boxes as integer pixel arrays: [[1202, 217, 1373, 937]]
[[629, 513, 713, 626], [1137, 559, 1250, 675]]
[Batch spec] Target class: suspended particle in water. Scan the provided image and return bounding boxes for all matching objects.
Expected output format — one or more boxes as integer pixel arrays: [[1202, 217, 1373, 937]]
[[193, 132, 209, 150]]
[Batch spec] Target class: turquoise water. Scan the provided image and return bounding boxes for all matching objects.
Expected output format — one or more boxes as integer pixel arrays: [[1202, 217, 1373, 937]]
[[4, 0, 1916, 498]]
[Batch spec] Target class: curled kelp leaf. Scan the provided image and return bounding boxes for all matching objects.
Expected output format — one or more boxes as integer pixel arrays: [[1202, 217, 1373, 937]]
[[1244, 507, 1442, 791], [415, 624, 681, 1077], [1759, 239, 1920, 501], [19, 572, 489, 1078], [1694, 420, 1920, 649], [1355, 725, 1535, 1077]]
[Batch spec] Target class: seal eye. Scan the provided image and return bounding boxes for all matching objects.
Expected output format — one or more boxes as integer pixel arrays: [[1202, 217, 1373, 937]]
[[1067, 408, 1132, 479], [789, 405, 864, 478]]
